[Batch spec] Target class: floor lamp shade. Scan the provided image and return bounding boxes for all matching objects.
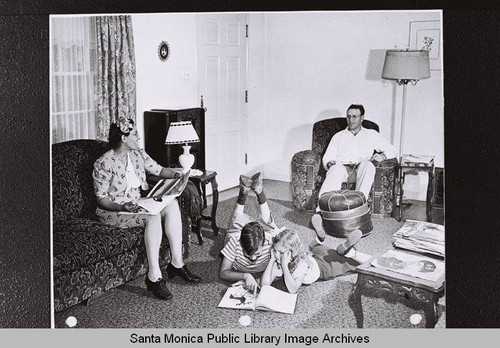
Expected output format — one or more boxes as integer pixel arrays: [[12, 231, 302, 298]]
[[381, 50, 430, 158], [165, 121, 200, 171], [382, 50, 430, 82]]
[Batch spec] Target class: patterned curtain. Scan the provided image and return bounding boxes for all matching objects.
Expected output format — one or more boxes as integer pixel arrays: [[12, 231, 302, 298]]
[[95, 16, 137, 140]]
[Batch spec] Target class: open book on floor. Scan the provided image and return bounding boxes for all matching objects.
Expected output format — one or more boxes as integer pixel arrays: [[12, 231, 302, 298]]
[[123, 170, 190, 215], [218, 283, 297, 314]]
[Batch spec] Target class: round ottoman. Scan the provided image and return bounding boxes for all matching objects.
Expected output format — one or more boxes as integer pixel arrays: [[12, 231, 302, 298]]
[[318, 190, 373, 238]]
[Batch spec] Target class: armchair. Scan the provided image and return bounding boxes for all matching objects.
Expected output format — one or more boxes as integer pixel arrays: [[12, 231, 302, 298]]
[[291, 118, 398, 216]]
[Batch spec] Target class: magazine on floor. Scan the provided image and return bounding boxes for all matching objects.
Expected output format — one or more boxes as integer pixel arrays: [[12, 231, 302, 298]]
[[393, 219, 444, 257], [217, 283, 297, 314], [122, 170, 190, 215], [371, 249, 445, 282]]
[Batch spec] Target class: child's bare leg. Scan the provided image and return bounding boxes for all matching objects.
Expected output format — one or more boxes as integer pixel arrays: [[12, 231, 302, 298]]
[[259, 202, 271, 223], [344, 248, 372, 264], [234, 203, 245, 216]]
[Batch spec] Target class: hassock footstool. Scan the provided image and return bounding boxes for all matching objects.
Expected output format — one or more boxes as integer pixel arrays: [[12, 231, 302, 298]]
[[318, 190, 373, 238]]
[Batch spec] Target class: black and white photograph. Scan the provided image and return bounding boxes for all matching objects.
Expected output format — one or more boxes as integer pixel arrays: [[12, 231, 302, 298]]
[[3, 2, 500, 344], [49, 10, 446, 329]]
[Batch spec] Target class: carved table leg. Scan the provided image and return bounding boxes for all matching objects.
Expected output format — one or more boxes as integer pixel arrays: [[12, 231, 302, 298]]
[[423, 293, 439, 328], [194, 218, 203, 245], [210, 177, 219, 235], [349, 276, 365, 328], [426, 171, 434, 222], [398, 171, 405, 222]]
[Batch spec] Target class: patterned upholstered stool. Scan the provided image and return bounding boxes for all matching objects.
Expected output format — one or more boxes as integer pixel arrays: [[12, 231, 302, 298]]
[[318, 190, 373, 238]]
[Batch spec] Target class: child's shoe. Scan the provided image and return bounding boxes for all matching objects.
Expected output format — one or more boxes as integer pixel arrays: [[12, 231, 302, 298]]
[[311, 213, 326, 244], [250, 172, 264, 194], [239, 175, 252, 194], [336, 229, 362, 256]]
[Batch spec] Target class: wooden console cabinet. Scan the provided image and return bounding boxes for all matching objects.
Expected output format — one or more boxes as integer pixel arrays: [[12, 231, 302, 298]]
[[144, 108, 206, 171]]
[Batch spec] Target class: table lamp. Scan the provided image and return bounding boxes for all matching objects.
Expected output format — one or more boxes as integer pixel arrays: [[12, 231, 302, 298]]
[[164, 121, 200, 172], [381, 49, 430, 158]]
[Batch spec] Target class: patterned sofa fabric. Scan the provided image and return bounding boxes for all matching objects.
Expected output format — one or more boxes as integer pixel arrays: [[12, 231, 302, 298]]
[[52, 139, 195, 312], [52, 140, 110, 223], [53, 219, 146, 274], [53, 242, 170, 312]]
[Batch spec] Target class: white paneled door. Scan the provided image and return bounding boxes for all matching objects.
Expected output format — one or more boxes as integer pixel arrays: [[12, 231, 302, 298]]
[[197, 13, 248, 192]]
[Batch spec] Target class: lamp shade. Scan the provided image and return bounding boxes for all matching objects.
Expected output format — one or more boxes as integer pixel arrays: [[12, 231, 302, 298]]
[[381, 50, 431, 81], [165, 121, 200, 144]]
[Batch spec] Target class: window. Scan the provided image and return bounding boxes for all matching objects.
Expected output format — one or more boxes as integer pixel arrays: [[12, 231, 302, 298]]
[[50, 17, 97, 143]]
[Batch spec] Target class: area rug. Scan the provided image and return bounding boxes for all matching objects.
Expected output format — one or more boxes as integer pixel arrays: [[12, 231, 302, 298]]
[[54, 196, 445, 328]]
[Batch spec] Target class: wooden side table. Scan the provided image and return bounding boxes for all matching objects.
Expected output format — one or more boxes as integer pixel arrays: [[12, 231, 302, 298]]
[[398, 160, 434, 222], [351, 248, 444, 328], [190, 170, 219, 244]]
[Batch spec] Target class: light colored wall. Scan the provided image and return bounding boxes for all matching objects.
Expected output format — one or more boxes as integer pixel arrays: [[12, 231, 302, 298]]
[[131, 11, 443, 201], [247, 11, 443, 200], [132, 13, 199, 148]]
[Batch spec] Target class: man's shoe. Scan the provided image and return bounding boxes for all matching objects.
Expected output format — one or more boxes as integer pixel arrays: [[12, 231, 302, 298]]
[[311, 213, 326, 244], [250, 172, 264, 194], [145, 277, 173, 300], [239, 175, 252, 194], [336, 229, 362, 256], [166, 263, 201, 283]]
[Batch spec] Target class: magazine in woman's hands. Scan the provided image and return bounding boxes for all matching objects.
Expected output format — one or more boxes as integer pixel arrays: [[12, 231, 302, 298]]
[[217, 281, 297, 314], [124, 170, 190, 215]]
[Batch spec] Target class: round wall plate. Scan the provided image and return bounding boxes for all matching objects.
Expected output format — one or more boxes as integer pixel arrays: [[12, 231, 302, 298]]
[[158, 41, 170, 61]]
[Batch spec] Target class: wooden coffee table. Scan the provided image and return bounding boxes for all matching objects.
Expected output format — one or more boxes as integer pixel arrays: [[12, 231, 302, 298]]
[[351, 247, 445, 328]]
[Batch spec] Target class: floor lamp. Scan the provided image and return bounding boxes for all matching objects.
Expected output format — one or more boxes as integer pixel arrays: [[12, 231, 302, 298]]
[[381, 50, 431, 158]]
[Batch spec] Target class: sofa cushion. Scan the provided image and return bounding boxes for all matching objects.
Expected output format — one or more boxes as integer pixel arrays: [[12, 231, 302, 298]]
[[53, 218, 147, 274]]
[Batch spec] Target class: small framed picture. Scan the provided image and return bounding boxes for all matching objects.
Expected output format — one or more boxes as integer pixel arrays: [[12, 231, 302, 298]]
[[158, 41, 170, 61], [409, 20, 441, 71]]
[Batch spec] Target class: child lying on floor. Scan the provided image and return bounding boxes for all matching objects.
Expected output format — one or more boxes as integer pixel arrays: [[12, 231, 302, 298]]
[[219, 173, 284, 294], [260, 226, 373, 294]]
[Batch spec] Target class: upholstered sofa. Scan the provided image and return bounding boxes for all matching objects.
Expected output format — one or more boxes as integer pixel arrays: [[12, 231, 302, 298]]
[[52, 140, 199, 312], [291, 118, 398, 216]]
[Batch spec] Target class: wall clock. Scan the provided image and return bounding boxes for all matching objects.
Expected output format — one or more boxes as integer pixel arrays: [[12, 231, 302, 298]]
[[158, 41, 170, 61]]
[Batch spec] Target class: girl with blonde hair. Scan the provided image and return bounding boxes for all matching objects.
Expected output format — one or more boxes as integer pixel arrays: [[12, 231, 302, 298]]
[[261, 228, 372, 293]]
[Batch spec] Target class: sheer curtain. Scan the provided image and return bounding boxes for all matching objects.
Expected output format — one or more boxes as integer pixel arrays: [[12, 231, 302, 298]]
[[51, 17, 98, 143], [95, 16, 137, 140]]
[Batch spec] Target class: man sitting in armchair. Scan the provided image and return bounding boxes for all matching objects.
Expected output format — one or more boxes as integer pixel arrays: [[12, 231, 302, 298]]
[[318, 104, 397, 201], [311, 104, 396, 242]]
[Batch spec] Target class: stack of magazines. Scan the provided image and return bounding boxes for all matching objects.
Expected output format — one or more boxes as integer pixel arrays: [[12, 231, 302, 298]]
[[393, 220, 444, 257], [401, 154, 435, 167]]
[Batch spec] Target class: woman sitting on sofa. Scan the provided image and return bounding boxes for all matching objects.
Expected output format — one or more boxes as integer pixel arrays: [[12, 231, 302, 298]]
[[92, 117, 200, 301]]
